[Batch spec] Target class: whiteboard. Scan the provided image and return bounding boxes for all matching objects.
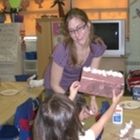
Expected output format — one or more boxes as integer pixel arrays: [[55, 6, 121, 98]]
[[0, 23, 21, 63]]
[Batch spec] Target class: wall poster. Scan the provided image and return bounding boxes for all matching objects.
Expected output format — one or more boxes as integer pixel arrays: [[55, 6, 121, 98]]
[[0, 23, 20, 63]]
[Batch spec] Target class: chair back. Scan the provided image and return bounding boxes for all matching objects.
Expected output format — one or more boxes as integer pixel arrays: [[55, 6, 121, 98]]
[[0, 98, 39, 140], [14, 98, 39, 140]]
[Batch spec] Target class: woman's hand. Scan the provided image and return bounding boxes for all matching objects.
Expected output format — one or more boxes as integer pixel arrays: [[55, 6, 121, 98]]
[[69, 81, 81, 101], [79, 97, 99, 121], [79, 105, 93, 121], [90, 96, 99, 116]]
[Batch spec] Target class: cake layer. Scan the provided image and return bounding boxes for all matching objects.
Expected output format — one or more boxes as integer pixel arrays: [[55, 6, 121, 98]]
[[79, 67, 124, 98]]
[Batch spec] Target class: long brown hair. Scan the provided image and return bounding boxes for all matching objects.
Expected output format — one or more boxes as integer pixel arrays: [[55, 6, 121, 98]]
[[62, 8, 96, 66], [33, 94, 84, 140]]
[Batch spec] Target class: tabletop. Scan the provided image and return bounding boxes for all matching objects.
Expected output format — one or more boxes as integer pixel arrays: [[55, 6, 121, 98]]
[[84, 96, 140, 139], [0, 81, 44, 125], [101, 96, 140, 139]]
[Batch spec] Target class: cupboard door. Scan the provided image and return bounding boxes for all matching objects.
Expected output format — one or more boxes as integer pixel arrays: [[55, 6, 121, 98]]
[[36, 17, 63, 78]]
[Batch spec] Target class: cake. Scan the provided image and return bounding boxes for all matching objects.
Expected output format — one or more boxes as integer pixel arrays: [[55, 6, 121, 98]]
[[79, 67, 124, 98]]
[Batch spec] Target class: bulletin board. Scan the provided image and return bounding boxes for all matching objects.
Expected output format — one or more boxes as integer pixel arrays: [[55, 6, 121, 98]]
[[0, 23, 21, 63], [51, 21, 64, 51]]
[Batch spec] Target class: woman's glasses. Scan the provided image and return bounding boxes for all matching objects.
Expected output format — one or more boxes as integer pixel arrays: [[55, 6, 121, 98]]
[[69, 23, 87, 35]]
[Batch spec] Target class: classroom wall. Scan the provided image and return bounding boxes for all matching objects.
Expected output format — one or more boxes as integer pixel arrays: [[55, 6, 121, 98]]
[[126, 0, 140, 72], [0, 0, 140, 74]]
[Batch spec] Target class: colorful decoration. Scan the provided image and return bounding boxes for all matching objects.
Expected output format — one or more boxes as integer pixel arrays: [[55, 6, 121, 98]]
[[34, 0, 44, 8], [9, 0, 21, 8], [2, 0, 11, 12], [50, 0, 65, 17], [20, 0, 30, 11], [36, 22, 42, 33]]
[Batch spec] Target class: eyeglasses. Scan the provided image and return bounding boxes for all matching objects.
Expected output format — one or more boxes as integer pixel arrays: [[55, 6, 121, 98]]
[[69, 23, 87, 35]]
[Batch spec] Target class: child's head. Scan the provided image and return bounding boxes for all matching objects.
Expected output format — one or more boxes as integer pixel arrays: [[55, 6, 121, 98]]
[[33, 94, 84, 140]]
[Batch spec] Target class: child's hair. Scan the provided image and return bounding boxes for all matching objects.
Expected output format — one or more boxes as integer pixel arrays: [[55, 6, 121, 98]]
[[33, 94, 84, 140], [74, 93, 87, 114]]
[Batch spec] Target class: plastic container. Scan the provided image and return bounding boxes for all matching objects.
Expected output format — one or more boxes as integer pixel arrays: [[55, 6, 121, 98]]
[[25, 52, 37, 60], [112, 105, 123, 124], [132, 87, 140, 101], [15, 74, 31, 81]]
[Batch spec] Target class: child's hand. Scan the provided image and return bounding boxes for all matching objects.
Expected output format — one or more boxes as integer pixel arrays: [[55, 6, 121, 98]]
[[112, 89, 124, 105], [69, 81, 81, 101]]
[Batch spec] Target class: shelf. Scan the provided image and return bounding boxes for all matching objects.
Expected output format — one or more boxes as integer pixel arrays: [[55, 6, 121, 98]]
[[24, 59, 37, 62], [24, 59, 37, 75], [24, 69, 37, 75], [24, 69, 37, 72]]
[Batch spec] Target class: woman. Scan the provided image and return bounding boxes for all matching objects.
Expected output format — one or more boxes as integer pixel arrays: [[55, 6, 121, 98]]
[[29, 8, 107, 115], [33, 81, 123, 140], [44, 8, 106, 93], [44, 8, 106, 114]]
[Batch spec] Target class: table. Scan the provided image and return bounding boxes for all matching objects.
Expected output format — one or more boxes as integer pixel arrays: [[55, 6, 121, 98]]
[[101, 96, 140, 139], [0, 81, 44, 125], [84, 96, 140, 139]]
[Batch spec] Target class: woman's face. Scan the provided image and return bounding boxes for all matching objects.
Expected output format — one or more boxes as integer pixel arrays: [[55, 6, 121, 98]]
[[68, 17, 90, 46]]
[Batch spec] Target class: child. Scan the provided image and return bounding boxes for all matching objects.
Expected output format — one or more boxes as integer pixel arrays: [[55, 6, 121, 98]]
[[33, 81, 123, 140]]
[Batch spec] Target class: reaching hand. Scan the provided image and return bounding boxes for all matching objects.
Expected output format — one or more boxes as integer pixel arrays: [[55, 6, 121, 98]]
[[112, 89, 124, 105], [69, 81, 81, 101]]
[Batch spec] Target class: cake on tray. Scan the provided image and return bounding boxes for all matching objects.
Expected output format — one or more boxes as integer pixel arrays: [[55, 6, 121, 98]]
[[79, 67, 124, 98]]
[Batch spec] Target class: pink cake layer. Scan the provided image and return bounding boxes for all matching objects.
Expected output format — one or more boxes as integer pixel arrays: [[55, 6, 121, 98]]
[[79, 71, 124, 98]]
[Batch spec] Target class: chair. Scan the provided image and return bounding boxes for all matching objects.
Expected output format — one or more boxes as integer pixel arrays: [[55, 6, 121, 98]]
[[0, 125, 19, 140], [0, 98, 39, 140]]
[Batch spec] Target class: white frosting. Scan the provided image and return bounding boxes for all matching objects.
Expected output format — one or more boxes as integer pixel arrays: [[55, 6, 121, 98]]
[[120, 129, 128, 137], [119, 120, 134, 138], [129, 120, 133, 125], [83, 67, 123, 78], [125, 123, 132, 129], [83, 67, 91, 72]]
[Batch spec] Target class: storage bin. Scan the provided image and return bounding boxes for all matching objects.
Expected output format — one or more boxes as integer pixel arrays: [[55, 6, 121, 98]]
[[14, 14, 24, 22], [132, 87, 140, 100], [15, 74, 31, 81], [25, 52, 37, 60]]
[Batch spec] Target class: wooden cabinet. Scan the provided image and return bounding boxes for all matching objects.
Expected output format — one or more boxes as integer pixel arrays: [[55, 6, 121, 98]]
[[36, 17, 63, 78]]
